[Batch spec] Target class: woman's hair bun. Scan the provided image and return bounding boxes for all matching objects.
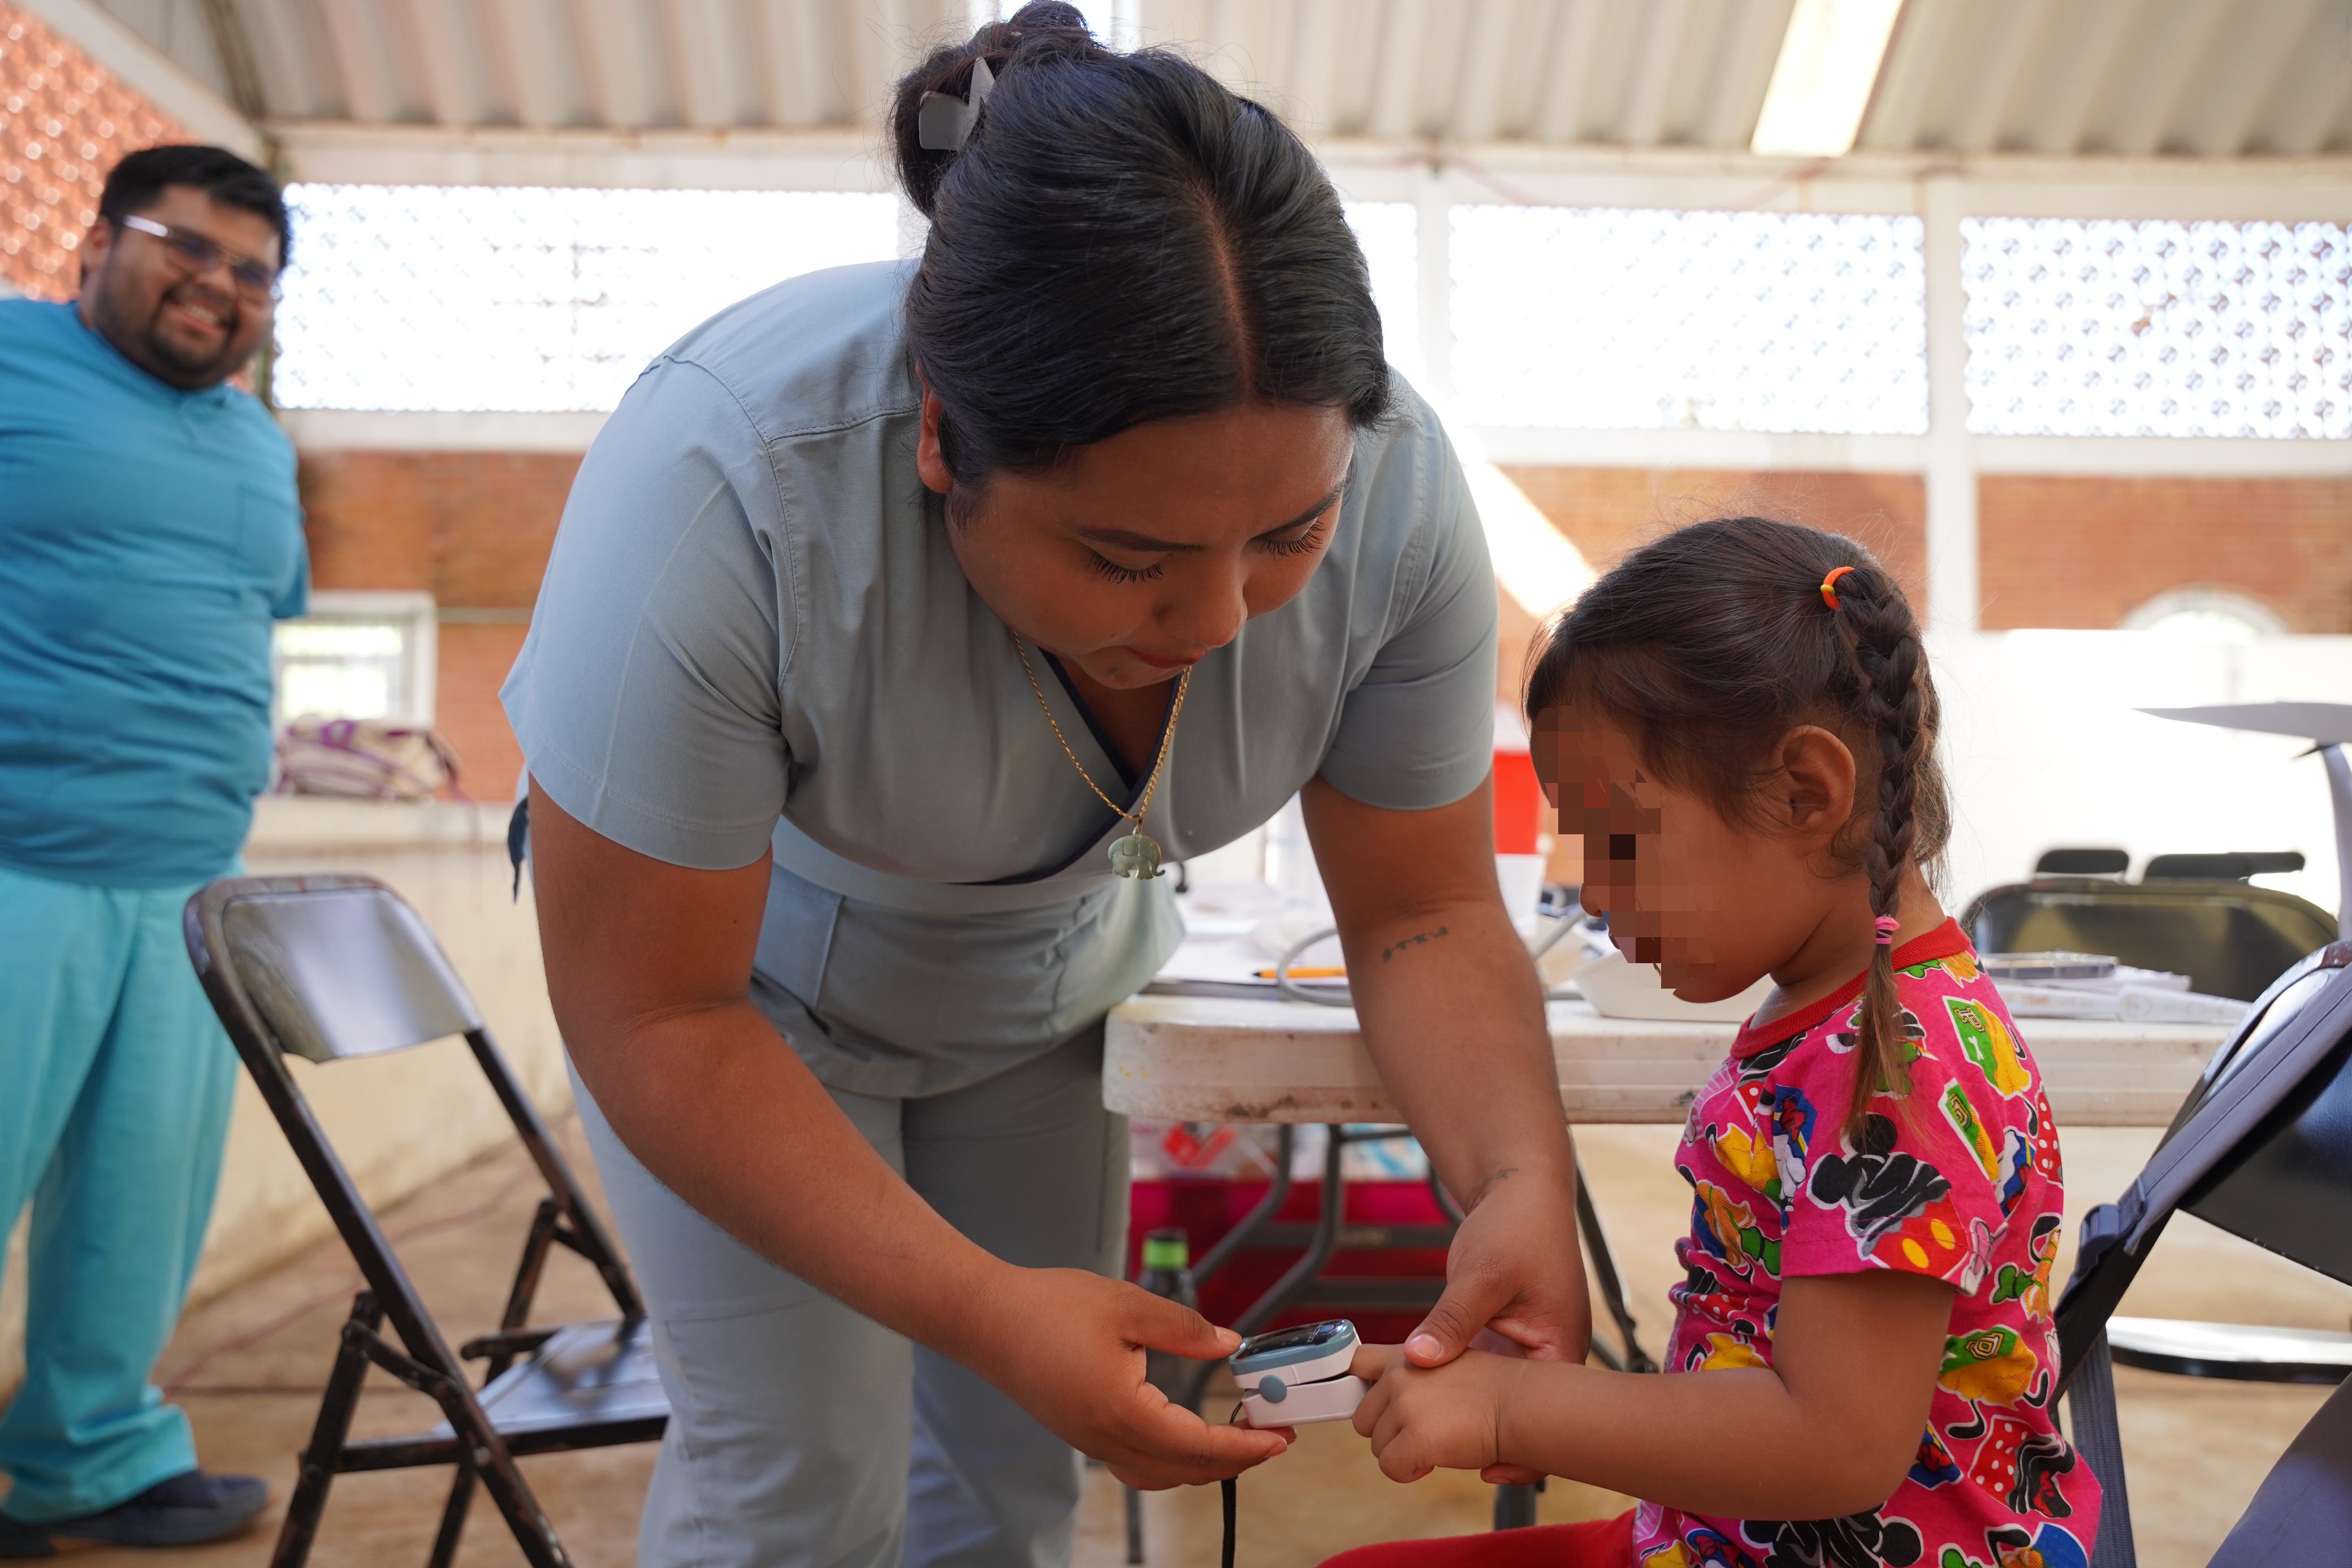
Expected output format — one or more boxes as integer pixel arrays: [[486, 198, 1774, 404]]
[[889, 0, 1391, 485], [890, 1, 1106, 219]]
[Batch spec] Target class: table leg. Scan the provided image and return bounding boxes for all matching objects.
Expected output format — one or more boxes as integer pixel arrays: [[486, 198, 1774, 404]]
[[1577, 1164, 1657, 1375], [1180, 1127, 1344, 1414], [1188, 1126, 1296, 1291]]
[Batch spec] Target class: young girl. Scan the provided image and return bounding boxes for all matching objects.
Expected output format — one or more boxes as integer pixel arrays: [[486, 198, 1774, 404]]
[[1324, 518, 2098, 1568]]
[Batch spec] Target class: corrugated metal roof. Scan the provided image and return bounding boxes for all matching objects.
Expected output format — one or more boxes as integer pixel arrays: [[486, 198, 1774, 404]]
[[81, 0, 2352, 154]]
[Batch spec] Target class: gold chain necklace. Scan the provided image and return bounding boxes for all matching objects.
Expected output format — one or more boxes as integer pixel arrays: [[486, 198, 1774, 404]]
[[1013, 635, 1191, 880]]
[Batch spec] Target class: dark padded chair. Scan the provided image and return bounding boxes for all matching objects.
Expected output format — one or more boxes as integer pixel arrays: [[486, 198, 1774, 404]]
[[183, 874, 664, 1568], [2035, 847, 2131, 877], [1961, 876, 2337, 1001], [2143, 850, 2306, 881], [2056, 940, 2352, 1567]]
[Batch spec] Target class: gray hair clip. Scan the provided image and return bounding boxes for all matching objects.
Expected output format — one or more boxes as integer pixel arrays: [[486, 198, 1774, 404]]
[[917, 55, 995, 151]]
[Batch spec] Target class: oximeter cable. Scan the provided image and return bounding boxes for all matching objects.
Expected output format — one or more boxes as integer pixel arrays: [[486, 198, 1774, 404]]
[[1222, 1402, 1246, 1568]]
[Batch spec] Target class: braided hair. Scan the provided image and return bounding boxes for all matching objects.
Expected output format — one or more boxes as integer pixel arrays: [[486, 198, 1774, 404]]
[[1524, 518, 1949, 1140]]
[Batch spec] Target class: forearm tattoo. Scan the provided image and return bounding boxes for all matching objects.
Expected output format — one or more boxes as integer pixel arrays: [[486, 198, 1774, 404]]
[[1380, 925, 1450, 964], [1464, 1166, 1519, 1209]]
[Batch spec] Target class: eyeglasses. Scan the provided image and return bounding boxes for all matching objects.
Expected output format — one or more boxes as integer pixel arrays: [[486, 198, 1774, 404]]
[[117, 214, 282, 299]]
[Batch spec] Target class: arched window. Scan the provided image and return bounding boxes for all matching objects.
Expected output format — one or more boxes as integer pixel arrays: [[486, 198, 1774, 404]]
[[2120, 587, 2290, 642]]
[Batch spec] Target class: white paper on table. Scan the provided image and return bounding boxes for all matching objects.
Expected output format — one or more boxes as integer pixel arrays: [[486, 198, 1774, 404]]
[[1151, 936, 1349, 990], [1995, 982, 2125, 1019], [2117, 986, 2251, 1026]]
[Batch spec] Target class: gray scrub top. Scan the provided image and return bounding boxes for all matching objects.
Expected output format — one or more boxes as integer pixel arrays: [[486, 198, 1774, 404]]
[[502, 261, 1498, 1098]]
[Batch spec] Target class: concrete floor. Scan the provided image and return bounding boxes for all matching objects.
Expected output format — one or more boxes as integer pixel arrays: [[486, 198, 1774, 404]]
[[10, 1121, 2346, 1567]]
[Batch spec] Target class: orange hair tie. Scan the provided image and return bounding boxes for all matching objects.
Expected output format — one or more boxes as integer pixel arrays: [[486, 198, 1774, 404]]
[[1819, 565, 1857, 610]]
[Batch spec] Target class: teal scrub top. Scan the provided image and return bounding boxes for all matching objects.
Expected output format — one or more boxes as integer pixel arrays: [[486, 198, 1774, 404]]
[[0, 300, 309, 889], [501, 262, 1498, 1096]]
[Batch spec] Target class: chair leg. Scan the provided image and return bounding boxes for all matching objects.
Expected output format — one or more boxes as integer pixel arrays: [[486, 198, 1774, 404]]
[[410, 1362, 568, 1568], [447, 1428, 567, 1568], [1124, 1484, 1145, 1563], [1576, 1160, 1657, 1374], [1493, 1479, 1544, 1530], [425, 1464, 477, 1568], [274, 1292, 382, 1568]]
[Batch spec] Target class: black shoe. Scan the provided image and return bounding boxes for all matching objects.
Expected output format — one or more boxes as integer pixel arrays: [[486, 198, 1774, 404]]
[[0, 1470, 270, 1555]]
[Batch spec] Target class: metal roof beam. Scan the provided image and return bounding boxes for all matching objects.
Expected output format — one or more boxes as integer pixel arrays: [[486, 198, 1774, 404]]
[[2016, 0, 2139, 154], [1278, 0, 1347, 138], [2254, 1, 2352, 154], [568, 0, 653, 127], [1445, 0, 1516, 145], [481, 0, 579, 129], [17, 0, 266, 154], [1948, 0, 2052, 152], [1366, 0, 1428, 142], [314, 0, 397, 123], [397, 0, 488, 125], [1616, 0, 1692, 148], [665, 0, 739, 128], [2176, 0, 2326, 157], [1856, 0, 1957, 151], [1698, 0, 1795, 150], [1531, 0, 1604, 144], [2104, 0, 2227, 154]]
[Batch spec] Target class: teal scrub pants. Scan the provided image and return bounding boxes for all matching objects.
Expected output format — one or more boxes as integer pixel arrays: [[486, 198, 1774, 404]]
[[0, 861, 238, 1523], [573, 1024, 1129, 1568]]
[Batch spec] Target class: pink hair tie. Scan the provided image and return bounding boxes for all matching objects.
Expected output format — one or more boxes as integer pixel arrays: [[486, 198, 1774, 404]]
[[1874, 916, 1900, 946]]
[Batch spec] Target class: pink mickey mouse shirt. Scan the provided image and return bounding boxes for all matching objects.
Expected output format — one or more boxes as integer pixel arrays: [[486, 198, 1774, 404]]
[[1632, 921, 2100, 1568]]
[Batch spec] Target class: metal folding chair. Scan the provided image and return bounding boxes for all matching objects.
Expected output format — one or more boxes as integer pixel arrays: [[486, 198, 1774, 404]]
[[2055, 939, 2352, 1567], [182, 874, 665, 1568]]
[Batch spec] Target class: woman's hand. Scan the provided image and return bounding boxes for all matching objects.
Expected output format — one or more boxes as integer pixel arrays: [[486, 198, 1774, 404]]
[[1407, 1164, 1589, 1484], [1349, 1344, 1516, 1483], [968, 1268, 1293, 1490], [1410, 1167, 1590, 1368]]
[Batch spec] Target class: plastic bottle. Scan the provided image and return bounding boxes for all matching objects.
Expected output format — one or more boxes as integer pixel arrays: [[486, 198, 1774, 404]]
[[1135, 1228, 1200, 1397]]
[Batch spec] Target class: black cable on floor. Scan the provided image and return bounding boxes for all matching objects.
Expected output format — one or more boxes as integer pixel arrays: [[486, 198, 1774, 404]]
[[1223, 1402, 1244, 1568]]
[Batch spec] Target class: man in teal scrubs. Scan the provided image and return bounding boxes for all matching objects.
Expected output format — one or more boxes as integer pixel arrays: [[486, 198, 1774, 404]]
[[0, 145, 305, 1554]]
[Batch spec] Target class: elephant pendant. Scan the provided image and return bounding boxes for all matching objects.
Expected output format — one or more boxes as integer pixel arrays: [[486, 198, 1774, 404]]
[[1108, 832, 1164, 880]]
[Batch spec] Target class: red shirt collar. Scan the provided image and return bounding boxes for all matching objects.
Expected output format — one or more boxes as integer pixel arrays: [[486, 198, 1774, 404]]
[[1730, 918, 1971, 1057]]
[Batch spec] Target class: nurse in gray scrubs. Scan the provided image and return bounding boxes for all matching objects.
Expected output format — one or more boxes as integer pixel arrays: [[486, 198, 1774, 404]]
[[503, 6, 1589, 1564]]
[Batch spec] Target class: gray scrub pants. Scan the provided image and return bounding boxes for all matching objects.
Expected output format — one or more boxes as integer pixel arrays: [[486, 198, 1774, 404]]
[[571, 1026, 1129, 1568]]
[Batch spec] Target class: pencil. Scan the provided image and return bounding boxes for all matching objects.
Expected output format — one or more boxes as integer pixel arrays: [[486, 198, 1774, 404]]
[[1254, 965, 1348, 979]]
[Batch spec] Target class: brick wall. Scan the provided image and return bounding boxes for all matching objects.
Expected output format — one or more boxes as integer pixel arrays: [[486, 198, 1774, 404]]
[[299, 452, 2347, 805], [297, 451, 581, 799], [1501, 465, 1930, 605], [0, 2, 185, 298], [1979, 474, 2352, 634]]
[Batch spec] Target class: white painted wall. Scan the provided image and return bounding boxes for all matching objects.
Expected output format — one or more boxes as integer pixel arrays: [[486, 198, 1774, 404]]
[[1932, 631, 2350, 919]]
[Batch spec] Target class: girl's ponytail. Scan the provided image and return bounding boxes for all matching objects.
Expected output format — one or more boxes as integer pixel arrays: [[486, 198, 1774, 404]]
[[1824, 564, 1939, 1140]]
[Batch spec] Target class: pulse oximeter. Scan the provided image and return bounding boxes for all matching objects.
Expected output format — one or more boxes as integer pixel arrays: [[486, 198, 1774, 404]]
[[1230, 1319, 1368, 1427]]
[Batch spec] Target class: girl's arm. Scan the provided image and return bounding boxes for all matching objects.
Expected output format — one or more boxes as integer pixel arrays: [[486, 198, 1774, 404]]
[[1352, 1271, 1953, 1518]]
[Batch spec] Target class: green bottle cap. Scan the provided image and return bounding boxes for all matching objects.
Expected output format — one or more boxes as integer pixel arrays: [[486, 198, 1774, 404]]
[[1142, 1233, 1189, 1270]]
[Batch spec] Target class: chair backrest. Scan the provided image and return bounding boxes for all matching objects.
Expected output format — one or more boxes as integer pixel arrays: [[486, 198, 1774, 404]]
[[2142, 850, 2305, 881], [2055, 940, 2352, 1384], [2035, 847, 2130, 876], [1961, 877, 2338, 1001], [183, 872, 644, 1371], [187, 875, 483, 1063]]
